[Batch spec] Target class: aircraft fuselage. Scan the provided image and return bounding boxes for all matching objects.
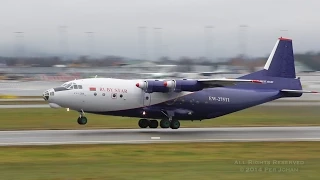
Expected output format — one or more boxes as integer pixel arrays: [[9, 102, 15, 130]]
[[45, 78, 281, 120], [42, 38, 314, 129]]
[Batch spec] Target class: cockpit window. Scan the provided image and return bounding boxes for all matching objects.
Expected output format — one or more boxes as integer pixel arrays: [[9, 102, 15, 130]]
[[66, 83, 72, 89], [61, 82, 83, 90]]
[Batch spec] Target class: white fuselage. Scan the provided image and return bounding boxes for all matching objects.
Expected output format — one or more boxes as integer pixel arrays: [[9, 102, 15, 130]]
[[46, 78, 190, 112]]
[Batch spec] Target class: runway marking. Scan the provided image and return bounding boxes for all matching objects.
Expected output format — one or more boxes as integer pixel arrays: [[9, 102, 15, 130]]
[[0, 137, 320, 146], [151, 137, 160, 140], [0, 132, 28, 135]]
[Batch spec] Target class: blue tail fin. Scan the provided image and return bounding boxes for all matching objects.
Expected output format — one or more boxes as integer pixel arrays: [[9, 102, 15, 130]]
[[263, 37, 296, 78], [242, 37, 296, 79], [239, 37, 302, 91]]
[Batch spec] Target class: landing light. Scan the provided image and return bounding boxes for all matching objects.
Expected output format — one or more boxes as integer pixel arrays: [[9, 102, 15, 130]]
[[142, 111, 146, 115]]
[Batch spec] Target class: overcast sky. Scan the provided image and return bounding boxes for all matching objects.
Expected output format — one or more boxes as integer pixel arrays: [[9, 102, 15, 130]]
[[0, 0, 319, 60]]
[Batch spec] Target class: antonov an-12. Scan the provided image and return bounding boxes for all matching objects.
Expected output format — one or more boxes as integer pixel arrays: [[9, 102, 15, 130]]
[[43, 37, 318, 129]]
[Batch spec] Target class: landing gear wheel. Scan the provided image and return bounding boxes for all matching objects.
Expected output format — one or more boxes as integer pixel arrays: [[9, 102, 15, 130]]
[[170, 120, 180, 129], [77, 117, 87, 125], [149, 120, 159, 128], [160, 119, 170, 128], [138, 119, 149, 128]]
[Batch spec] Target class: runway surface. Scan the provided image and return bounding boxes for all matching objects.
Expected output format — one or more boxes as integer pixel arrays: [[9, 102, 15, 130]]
[[0, 127, 320, 146]]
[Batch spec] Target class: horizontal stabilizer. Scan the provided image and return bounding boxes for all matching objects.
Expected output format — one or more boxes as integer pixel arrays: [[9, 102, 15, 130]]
[[198, 78, 271, 87], [281, 89, 319, 93]]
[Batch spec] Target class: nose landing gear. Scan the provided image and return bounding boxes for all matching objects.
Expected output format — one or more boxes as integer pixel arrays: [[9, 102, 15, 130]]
[[77, 109, 87, 125], [77, 117, 87, 125]]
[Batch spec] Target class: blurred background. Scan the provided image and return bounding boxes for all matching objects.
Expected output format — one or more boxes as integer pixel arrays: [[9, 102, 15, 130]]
[[0, 0, 320, 99], [1, 1, 320, 179]]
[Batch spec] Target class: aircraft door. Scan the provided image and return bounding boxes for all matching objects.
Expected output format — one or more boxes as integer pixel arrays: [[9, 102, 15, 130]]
[[143, 92, 151, 106], [73, 84, 86, 105]]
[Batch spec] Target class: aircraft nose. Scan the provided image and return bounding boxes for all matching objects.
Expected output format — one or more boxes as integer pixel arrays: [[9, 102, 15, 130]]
[[42, 90, 49, 101], [42, 89, 54, 101]]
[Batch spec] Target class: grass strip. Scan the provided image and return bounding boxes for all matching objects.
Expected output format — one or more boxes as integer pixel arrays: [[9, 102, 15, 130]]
[[0, 106, 319, 130], [0, 142, 318, 180]]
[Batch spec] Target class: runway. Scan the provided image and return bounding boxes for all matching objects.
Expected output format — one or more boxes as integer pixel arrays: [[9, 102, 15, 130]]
[[0, 127, 320, 146]]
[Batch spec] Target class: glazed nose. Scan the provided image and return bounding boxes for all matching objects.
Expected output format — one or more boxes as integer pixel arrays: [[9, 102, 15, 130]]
[[43, 89, 54, 101], [43, 90, 49, 101]]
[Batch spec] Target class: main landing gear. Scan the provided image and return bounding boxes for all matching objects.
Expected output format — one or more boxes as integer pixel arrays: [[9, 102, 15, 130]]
[[138, 110, 180, 129], [77, 109, 87, 125], [138, 119, 180, 129]]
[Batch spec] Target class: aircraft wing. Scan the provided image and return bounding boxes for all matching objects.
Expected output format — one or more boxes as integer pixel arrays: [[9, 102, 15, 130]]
[[136, 78, 270, 93], [197, 78, 266, 87], [280, 89, 319, 93]]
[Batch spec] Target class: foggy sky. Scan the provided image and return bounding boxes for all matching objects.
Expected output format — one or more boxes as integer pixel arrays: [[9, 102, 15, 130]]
[[1, 0, 319, 60]]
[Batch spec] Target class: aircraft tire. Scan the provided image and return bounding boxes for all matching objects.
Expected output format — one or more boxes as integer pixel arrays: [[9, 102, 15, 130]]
[[138, 119, 149, 128], [77, 117, 87, 125], [160, 119, 170, 128], [149, 120, 159, 128], [170, 120, 180, 129]]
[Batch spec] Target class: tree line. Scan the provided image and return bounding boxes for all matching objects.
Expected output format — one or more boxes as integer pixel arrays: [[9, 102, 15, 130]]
[[0, 53, 319, 70]]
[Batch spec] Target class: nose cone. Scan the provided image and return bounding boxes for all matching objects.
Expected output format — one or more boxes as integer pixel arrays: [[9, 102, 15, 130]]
[[43, 90, 49, 101], [43, 88, 54, 101]]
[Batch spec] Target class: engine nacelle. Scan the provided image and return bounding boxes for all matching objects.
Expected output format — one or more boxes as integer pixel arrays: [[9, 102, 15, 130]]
[[164, 79, 203, 92], [136, 80, 169, 93]]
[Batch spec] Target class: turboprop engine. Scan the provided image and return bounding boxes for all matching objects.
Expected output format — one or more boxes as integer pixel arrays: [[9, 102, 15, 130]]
[[136, 80, 169, 93], [164, 79, 203, 92], [136, 79, 204, 93]]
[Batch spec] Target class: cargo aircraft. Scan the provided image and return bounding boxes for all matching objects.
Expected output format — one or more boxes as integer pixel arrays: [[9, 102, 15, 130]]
[[43, 37, 318, 129]]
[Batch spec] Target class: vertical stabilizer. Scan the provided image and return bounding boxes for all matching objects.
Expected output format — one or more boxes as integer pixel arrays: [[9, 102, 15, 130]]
[[263, 37, 296, 78], [238, 37, 301, 91]]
